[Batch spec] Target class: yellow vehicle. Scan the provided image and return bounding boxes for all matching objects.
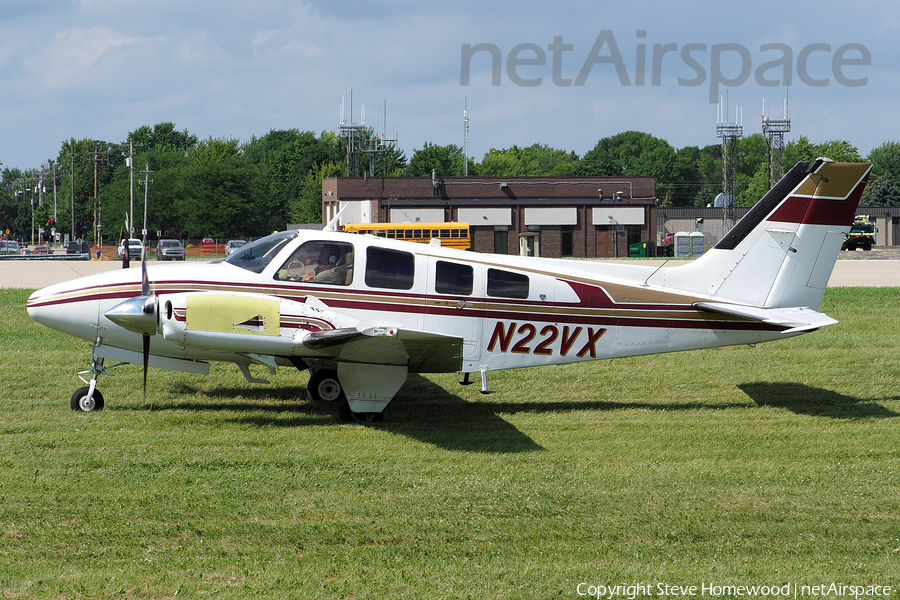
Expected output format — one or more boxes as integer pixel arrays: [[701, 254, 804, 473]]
[[342, 222, 470, 250], [842, 215, 876, 251]]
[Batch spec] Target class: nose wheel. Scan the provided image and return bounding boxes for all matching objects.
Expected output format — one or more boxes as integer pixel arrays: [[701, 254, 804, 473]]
[[71, 339, 126, 412], [70, 386, 105, 412]]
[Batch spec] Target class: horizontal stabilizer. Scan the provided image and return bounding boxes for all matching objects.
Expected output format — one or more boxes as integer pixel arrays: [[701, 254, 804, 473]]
[[694, 301, 838, 334]]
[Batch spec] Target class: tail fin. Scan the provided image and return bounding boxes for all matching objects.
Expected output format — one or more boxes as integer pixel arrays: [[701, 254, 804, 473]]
[[649, 159, 871, 310]]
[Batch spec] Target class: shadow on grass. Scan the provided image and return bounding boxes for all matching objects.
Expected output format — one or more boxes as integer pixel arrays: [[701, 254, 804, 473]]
[[739, 382, 900, 419], [117, 376, 545, 453], [113, 384, 335, 426]]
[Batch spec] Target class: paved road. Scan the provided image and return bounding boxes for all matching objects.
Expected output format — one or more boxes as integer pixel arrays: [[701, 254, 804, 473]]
[[2, 253, 899, 289]]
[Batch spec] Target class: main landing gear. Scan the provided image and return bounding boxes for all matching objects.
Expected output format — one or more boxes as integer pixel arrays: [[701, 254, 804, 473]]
[[305, 368, 384, 423]]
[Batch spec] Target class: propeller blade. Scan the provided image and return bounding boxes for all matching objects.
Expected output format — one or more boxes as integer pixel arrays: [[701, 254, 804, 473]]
[[141, 244, 150, 297], [142, 333, 150, 401], [141, 243, 152, 402]]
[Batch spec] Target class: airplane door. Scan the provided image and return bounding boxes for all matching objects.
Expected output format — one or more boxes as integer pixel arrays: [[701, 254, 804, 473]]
[[424, 256, 482, 361]]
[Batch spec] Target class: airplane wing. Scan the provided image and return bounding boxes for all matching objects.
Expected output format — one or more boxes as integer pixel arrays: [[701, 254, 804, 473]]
[[301, 325, 464, 373], [693, 301, 837, 334]]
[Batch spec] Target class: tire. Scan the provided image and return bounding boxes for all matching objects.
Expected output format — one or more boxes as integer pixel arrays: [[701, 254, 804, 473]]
[[306, 370, 344, 402], [70, 386, 104, 412]]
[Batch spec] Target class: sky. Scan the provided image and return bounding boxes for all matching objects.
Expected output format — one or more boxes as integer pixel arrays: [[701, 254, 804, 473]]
[[0, 0, 897, 171]]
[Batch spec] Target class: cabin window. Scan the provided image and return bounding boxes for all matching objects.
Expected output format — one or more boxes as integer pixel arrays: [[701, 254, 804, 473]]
[[487, 268, 529, 299], [275, 241, 354, 286], [435, 261, 473, 295], [365, 247, 415, 290]]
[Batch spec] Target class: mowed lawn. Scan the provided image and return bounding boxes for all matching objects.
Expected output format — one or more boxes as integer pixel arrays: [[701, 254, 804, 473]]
[[1, 287, 898, 599]]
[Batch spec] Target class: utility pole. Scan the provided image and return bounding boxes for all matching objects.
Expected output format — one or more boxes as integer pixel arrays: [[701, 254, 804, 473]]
[[70, 146, 76, 239], [85, 149, 107, 247], [140, 163, 153, 246], [128, 141, 135, 238]]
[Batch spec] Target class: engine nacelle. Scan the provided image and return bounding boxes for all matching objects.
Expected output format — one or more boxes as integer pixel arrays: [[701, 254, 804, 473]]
[[159, 292, 356, 356]]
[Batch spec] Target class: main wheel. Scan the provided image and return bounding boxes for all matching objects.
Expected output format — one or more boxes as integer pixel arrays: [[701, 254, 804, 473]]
[[70, 386, 104, 412], [307, 370, 343, 402]]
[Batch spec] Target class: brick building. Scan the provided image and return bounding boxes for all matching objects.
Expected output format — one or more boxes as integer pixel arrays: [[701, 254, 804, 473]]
[[321, 175, 657, 258]]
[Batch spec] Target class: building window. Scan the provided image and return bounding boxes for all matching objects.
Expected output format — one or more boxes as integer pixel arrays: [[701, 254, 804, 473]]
[[494, 230, 508, 254], [561, 229, 574, 257]]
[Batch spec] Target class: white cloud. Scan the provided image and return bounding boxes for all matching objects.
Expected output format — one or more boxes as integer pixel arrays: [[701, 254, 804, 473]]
[[0, 0, 896, 169]]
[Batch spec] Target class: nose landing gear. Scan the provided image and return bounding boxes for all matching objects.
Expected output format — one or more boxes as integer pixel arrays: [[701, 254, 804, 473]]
[[71, 338, 126, 412]]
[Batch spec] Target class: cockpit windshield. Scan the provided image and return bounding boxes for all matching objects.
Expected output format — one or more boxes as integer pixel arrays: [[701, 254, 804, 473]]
[[224, 230, 299, 273]]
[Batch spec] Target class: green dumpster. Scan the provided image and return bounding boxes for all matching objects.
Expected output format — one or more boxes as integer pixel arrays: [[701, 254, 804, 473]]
[[628, 241, 648, 258]]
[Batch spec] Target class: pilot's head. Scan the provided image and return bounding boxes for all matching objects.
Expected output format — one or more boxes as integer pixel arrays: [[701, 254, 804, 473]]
[[318, 244, 339, 266]]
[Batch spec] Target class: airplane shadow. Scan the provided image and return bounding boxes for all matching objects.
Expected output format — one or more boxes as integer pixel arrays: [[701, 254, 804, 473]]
[[122, 378, 544, 454], [738, 382, 900, 419], [114, 378, 897, 453]]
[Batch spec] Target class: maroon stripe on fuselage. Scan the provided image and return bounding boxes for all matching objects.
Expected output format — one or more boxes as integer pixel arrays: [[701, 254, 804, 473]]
[[29, 278, 780, 333]]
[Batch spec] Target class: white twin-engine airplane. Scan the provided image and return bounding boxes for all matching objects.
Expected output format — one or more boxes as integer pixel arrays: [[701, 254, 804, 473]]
[[28, 159, 871, 422]]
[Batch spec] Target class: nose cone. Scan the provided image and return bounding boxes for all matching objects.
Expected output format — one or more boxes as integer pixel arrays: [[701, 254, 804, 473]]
[[27, 274, 104, 341]]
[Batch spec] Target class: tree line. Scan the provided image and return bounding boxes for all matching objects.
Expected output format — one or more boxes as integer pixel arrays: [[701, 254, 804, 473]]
[[1, 122, 899, 244]]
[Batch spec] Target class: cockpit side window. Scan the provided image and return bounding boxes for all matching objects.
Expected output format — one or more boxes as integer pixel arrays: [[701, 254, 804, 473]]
[[275, 241, 355, 286]]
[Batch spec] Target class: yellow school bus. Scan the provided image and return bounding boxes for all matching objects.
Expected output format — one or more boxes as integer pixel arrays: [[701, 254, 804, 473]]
[[342, 222, 471, 250]]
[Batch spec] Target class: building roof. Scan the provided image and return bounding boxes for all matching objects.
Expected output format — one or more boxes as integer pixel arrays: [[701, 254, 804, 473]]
[[324, 176, 656, 206]]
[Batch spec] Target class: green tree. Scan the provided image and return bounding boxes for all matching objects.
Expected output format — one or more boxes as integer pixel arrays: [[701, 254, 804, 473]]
[[867, 141, 900, 177], [477, 148, 531, 176], [289, 162, 343, 225], [174, 141, 255, 238], [127, 122, 198, 153], [865, 171, 900, 206], [476, 144, 574, 176], [55, 139, 125, 244], [577, 131, 681, 204], [736, 134, 768, 178], [783, 136, 819, 167], [816, 139, 862, 162], [737, 162, 771, 207], [406, 142, 469, 177]]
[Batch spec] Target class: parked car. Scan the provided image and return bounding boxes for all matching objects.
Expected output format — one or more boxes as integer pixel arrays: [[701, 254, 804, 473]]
[[32, 246, 52, 255], [225, 240, 247, 256], [117, 238, 144, 259], [0, 240, 19, 255], [156, 239, 186, 261], [201, 237, 215, 245]]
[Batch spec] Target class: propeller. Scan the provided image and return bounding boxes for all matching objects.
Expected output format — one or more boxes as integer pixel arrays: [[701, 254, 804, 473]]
[[104, 244, 158, 401]]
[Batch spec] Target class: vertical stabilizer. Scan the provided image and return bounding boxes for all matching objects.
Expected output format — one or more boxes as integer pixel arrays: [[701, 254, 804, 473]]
[[648, 160, 871, 310]]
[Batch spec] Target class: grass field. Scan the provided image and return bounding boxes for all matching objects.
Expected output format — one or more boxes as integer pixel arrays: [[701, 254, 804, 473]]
[[1, 287, 899, 599]]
